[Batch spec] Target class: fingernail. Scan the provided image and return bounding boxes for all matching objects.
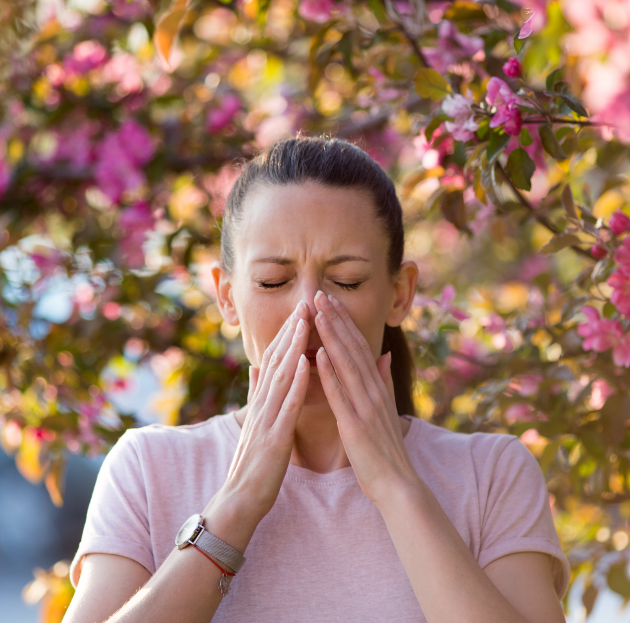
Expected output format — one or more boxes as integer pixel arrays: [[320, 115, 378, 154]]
[[316, 311, 330, 327], [387, 351, 392, 366], [317, 346, 328, 362], [295, 318, 305, 335], [316, 290, 330, 307], [296, 300, 306, 315], [328, 294, 341, 310], [298, 353, 307, 371]]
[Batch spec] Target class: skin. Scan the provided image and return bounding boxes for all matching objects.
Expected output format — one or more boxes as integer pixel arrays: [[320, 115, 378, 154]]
[[63, 182, 565, 623]]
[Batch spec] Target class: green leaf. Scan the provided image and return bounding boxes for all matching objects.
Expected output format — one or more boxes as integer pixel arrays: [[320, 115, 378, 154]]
[[558, 93, 588, 118], [540, 233, 582, 254], [440, 189, 470, 234], [414, 68, 452, 102], [603, 301, 616, 318], [561, 184, 578, 219], [425, 113, 450, 143], [505, 148, 535, 191], [539, 124, 567, 160], [513, 31, 525, 53], [545, 68, 563, 91], [520, 127, 532, 146], [487, 131, 511, 163], [607, 562, 630, 599], [476, 118, 490, 139]]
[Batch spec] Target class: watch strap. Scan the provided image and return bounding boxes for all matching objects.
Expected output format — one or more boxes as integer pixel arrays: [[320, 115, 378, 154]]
[[193, 527, 246, 574]]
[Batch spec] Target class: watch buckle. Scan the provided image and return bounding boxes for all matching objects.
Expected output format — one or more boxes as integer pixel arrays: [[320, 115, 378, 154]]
[[189, 524, 204, 546]]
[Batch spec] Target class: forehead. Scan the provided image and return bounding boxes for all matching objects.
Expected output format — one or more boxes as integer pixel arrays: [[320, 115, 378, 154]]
[[235, 181, 388, 266]]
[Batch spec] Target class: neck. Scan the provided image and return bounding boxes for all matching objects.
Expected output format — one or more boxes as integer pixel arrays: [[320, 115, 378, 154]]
[[233, 402, 411, 474]]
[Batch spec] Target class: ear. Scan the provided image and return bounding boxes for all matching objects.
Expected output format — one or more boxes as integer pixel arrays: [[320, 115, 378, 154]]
[[210, 260, 240, 326], [385, 260, 418, 328]]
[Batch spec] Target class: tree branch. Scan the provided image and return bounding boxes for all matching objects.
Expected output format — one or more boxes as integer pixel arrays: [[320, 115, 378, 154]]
[[495, 163, 594, 261]]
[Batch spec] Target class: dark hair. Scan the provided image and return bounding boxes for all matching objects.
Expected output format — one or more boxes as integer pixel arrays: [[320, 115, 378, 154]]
[[221, 134, 416, 416]]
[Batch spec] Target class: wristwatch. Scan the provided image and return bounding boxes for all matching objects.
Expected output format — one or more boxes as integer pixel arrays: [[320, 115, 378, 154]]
[[175, 513, 246, 574]]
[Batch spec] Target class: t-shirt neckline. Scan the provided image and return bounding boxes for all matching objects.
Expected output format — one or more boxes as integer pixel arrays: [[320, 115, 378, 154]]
[[222, 410, 422, 486]]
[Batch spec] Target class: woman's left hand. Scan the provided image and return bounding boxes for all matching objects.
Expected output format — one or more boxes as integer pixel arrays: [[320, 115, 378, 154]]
[[313, 290, 421, 506]]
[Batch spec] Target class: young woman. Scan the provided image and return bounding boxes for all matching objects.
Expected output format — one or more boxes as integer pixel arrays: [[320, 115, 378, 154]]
[[64, 136, 569, 623]]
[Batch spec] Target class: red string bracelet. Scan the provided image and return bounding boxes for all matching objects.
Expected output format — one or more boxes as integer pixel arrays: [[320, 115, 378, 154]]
[[192, 544, 235, 576]]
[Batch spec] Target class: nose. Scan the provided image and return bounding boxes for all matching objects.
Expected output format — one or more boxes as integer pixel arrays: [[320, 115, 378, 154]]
[[295, 282, 321, 331]]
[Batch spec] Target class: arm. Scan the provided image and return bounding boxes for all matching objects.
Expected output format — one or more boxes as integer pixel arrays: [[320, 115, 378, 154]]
[[64, 301, 312, 623], [312, 290, 566, 623], [378, 482, 565, 623]]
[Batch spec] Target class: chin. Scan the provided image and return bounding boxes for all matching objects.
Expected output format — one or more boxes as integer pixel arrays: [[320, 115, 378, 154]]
[[303, 374, 330, 407]]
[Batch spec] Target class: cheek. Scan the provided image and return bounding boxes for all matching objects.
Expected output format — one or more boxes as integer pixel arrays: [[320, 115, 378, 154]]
[[238, 298, 288, 367]]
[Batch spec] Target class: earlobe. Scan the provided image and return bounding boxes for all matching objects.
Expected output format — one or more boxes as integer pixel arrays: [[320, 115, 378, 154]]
[[385, 260, 419, 327], [210, 261, 240, 326]]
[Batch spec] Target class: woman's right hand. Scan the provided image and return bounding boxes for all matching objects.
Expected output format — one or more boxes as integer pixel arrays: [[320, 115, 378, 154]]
[[201, 300, 311, 550]]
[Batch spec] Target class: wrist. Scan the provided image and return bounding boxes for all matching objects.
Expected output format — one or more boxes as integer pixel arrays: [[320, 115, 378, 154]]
[[201, 487, 263, 554], [371, 472, 426, 514]]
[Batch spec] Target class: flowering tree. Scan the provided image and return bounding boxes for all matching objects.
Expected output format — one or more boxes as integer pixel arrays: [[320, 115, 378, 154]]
[[3, 0, 630, 619]]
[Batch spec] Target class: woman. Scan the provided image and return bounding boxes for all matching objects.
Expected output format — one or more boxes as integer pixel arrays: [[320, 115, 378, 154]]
[[65, 136, 569, 623]]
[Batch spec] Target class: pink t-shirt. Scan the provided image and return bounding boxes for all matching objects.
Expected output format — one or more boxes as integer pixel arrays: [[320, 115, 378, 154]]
[[70, 413, 570, 621]]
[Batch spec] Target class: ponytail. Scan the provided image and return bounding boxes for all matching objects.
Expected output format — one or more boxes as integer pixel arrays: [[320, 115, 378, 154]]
[[382, 324, 415, 416]]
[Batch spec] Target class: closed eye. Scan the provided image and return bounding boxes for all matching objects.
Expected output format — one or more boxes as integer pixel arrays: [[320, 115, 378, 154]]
[[335, 281, 363, 291]]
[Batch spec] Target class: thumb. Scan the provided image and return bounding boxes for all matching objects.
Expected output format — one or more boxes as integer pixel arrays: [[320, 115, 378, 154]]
[[247, 365, 260, 403], [376, 351, 396, 407]]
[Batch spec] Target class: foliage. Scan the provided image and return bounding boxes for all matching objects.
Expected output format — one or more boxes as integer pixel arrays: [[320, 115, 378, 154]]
[[1, 0, 630, 618]]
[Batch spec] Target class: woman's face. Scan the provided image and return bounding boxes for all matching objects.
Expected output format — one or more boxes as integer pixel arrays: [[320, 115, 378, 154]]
[[213, 181, 417, 407]]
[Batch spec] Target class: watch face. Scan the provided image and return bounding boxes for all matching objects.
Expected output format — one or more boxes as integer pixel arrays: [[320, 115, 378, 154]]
[[175, 513, 202, 549]]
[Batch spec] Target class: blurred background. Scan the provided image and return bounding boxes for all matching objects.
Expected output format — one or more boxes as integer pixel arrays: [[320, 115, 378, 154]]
[[2, 0, 630, 621]]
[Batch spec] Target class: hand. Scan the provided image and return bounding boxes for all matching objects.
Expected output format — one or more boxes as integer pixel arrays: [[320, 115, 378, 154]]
[[203, 300, 311, 545], [313, 290, 420, 506]]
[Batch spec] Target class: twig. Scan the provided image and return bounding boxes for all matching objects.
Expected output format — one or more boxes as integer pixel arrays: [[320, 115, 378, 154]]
[[495, 163, 594, 261]]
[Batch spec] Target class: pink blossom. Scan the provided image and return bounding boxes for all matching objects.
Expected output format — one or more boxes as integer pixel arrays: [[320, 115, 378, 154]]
[[608, 271, 630, 317], [206, 93, 241, 134], [94, 121, 155, 203], [513, 0, 548, 37], [503, 58, 522, 78], [116, 119, 156, 167], [63, 41, 108, 77], [118, 201, 155, 268], [609, 210, 630, 235], [0, 158, 11, 199], [486, 77, 522, 136], [422, 21, 484, 73], [102, 52, 143, 95], [509, 373, 543, 397], [111, 0, 152, 19], [505, 403, 546, 423], [591, 244, 607, 259], [414, 284, 469, 321], [614, 237, 630, 271], [298, 0, 336, 22], [589, 378, 615, 410], [486, 77, 521, 108], [442, 94, 479, 141], [413, 126, 453, 169], [577, 306, 620, 350], [53, 120, 99, 170], [445, 337, 487, 381]]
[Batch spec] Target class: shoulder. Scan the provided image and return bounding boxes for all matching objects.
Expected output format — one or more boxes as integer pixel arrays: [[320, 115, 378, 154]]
[[109, 413, 238, 465], [406, 416, 519, 464]]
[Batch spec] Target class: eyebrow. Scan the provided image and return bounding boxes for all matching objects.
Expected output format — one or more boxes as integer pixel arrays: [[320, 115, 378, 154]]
[[251, 255, 371, 266]]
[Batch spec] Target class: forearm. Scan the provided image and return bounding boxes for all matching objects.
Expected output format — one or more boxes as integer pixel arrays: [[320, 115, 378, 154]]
[[108, 493, 260, 623], [378, 478, 529, 623]]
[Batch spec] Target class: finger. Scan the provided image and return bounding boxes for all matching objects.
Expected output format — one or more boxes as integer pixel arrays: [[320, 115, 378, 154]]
[[376, 351, 396, 406], [326, 293, 386, 388], [263, 317, 310, 422], [314, 291, 384, 393], [254, 301, 307, 401], [247, 366, 260, 404], [273, 353, 310, 434], [315, 347, 356, 425], [314, 308, 378, 412]]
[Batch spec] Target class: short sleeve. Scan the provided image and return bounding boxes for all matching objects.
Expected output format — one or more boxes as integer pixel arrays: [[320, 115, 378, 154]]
[[477, 437, 571, 600], [69, 429, 155, 588]]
